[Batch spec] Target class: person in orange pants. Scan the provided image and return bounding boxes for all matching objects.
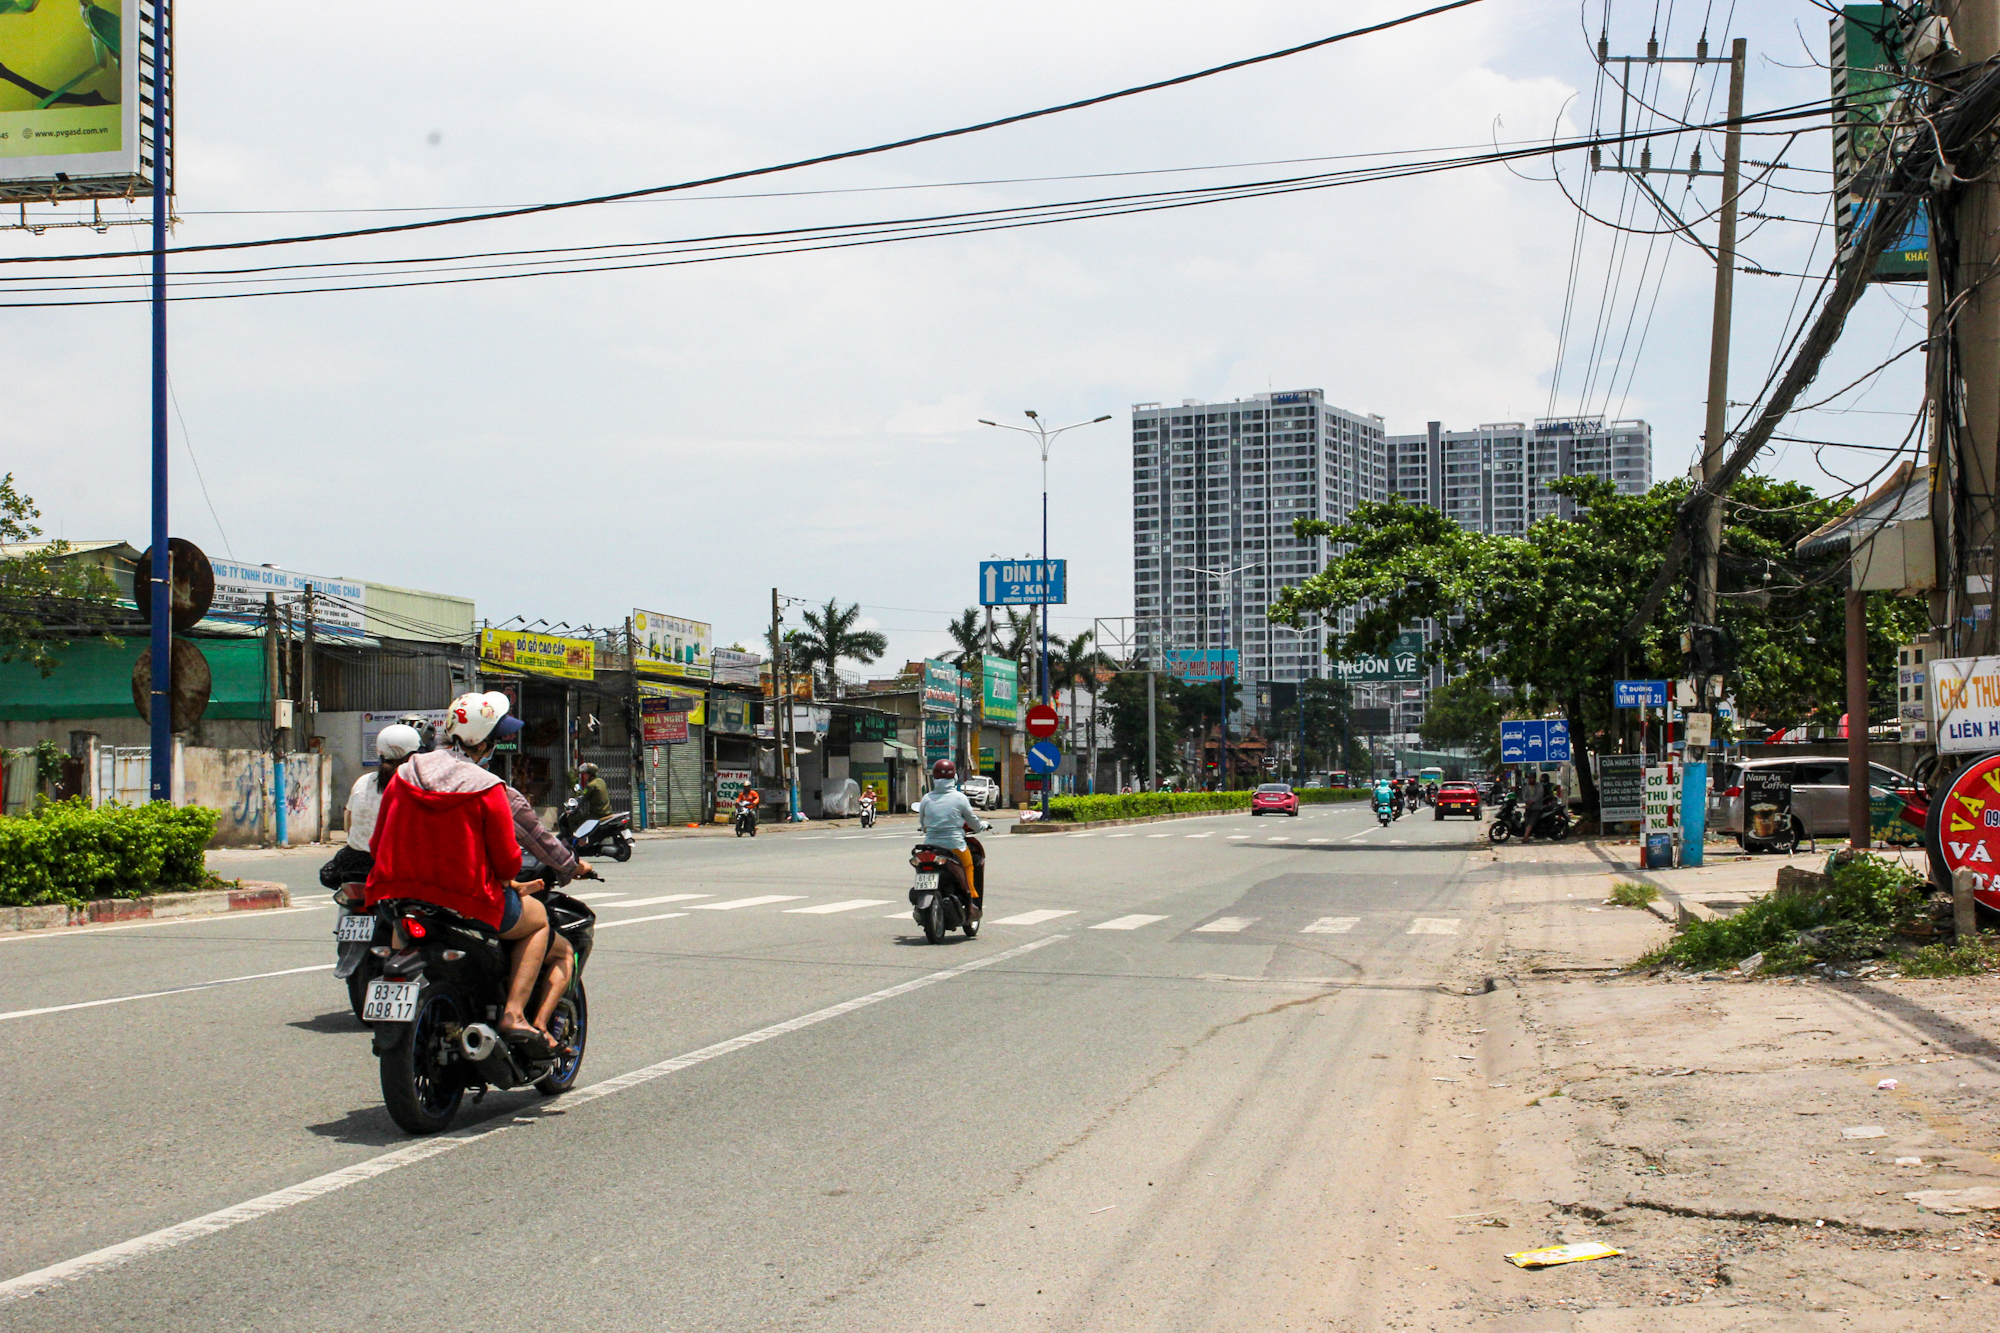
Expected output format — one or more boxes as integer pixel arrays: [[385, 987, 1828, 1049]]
[[916, 759, 985, 908]]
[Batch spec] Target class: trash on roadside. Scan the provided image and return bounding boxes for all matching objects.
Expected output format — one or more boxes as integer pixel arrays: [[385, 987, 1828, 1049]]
[[1842, 1126, 1888, 1139], [1738, 951, 1766, 976], [1905, 1187, 2000, 1214], [1506, 1242, 1623, 1269], [1478, 1216, 1511, 1227], [1896, 1157, 1925, 1166], [1878, 1078, 1899, 1090]]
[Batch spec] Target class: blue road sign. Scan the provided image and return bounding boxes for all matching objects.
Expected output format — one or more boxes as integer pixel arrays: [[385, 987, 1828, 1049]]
[[1614, 679, 1668, 709], [1027, 739, 1062, 774], [1499, 719, 1571, 764], [980, 560, 1067, 607]]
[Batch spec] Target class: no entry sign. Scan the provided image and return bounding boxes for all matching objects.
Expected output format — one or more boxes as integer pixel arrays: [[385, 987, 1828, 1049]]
[[1025, 703, 1058, 739]]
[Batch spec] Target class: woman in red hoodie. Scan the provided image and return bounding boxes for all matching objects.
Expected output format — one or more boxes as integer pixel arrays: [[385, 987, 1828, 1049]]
[[365, 694, 553, 1053]]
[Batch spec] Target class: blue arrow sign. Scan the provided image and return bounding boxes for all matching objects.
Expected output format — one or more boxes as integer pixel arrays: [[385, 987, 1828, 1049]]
[[981, 559, 1067, 607], [1027, 739, 1062, 774]]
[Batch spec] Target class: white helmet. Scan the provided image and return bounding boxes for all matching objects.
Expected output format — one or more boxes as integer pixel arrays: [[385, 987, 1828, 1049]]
[[375, 723, 423, 761], [444, 691, 519, 747]]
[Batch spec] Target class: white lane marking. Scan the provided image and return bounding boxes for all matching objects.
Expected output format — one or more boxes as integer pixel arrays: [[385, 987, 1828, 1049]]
[[687, 896, 807, 911], [884, 911, 913, 918], [1195, 917, 1257, 933], [1308, 837, 1331, 843], [1226, 835, 1251, 841], [1068, 833, 1099, 839], [1106, 833, 1134, 839], [1409, 918, 1461, 935], [594, 913, 689, 929], [1390, 839, 1409, 845], [785, 899, 892, 915], [1185, 833, 1212, 839], [565, 892, 630, 902], [1146, 834, 1170, 839], [1345, 832, 1371, 842], [0, 964, 334, 1023], [1267, 836, 1292, 842], [0, 903, 331, 943], [611, 894, 713, 908], [834, 836, 869, 841], [991, 909, 1075, 925], [0, 935, 1066, 1304], [1302, 917, 1361, 934], [1091, 914, 1167, 931]]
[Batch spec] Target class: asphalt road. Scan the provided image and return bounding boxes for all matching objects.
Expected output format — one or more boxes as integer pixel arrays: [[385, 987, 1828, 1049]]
[[0, 801, 1500, 1332]]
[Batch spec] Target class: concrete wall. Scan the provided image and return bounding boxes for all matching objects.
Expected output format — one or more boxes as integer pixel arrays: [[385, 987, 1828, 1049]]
[[179, 748, 328, 847], [0, 716, 265, 753]]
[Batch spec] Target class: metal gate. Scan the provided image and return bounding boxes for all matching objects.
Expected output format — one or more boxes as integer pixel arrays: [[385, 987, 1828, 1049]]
[[98, 747, 152, 807]]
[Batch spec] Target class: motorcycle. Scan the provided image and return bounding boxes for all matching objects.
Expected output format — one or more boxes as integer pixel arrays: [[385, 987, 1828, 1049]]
[[1487, 794, 1570, 843], [735, 800, 759, 837], [361, 875, 597, 1135], [334, 888, 386, 1023], [909, 832, 987, 944], [859, 799, 877, 829], [558, 794, 634, 862], [1373, 794, 1396, 827]]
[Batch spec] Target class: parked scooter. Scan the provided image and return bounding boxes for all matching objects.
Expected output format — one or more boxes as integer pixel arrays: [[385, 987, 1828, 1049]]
[[361, 875, 597, 1135], [557, 793, 634, 862], [1487, 793, 1570, 843], [909, 831, 988, 943]]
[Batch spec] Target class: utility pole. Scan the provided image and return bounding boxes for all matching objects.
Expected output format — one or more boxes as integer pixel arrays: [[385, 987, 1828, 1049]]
[[300, 583, 316, 749], [770, 587, 795, 822], [1146, 669, 1157, 791], [145, 2, 174, 803], [265, 592, 282, 845]]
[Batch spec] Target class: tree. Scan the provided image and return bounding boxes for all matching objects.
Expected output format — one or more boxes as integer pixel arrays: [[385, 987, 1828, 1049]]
[[1418, 671, 1504, 765], [944, 607, 988, 664], [1272, 475, 1925, 813], [1102, 670, 1182, 784], [0, 474, 117, 676], [789, 599, 888, 698]]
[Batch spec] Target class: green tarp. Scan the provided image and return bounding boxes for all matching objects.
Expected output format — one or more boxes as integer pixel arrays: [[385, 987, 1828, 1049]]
[[0, 636, 269, 721]]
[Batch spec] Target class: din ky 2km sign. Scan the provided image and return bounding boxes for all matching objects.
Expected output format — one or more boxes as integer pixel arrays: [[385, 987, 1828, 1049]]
[[980, 560, 1067, 607]]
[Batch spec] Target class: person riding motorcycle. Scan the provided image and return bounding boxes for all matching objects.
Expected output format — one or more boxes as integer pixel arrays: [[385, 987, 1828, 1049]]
[[917, 760, 984, 909], [733, 786, 761, 829], [858, 787, 877, 825], [577, 762, 612, 822], [323, 723, 422, 898]]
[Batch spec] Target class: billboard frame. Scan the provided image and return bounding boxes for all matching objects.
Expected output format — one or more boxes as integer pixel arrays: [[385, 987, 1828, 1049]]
[[0, 0, 171, 205]]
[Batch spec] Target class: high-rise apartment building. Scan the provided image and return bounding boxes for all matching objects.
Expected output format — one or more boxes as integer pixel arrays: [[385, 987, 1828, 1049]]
[[1131, 390, 1387, 690], [1387, 417, 1653, 535]]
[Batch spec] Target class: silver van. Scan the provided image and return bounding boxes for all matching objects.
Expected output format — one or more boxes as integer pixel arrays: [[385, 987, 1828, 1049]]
[[1709, 756, 1916, 846]]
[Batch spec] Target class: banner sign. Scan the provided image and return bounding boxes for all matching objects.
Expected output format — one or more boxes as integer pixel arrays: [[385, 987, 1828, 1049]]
[[714, 769, 753, 805], [1165, 649, 1238, 682], [709, 695, 755, 735], [1743, 767, 1793, 848], [980, 559, 1066, 607], [1643, 764, 1678, 834], [712, 647, 762, 687], [640, 698, 689, 746], [481, 629, 594, 681], [1499, 718, 1571, 765], [1930, 656, 2000, 753], [633, 610, 711, 680], [1331, 632, 1425, 684], [922, 660, 966, 713], [1613, 679, 1668, 709], [207, 559, 366, 638], [1831, 6, 1929, 282], [361, 711, 447, 768], [0, 0, 150, 197], [924, 716, 953, 763], [980, 656, 1020, 728], [1597, 753, 1646, 822]]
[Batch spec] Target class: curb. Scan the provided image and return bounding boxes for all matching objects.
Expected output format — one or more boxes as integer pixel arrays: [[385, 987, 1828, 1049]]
[[1011, 801, 1365, 834], [0, 881, 291, 935]]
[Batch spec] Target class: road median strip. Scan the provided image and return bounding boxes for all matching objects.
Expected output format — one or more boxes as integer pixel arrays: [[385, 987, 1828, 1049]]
[[0, 881, 290, 935]]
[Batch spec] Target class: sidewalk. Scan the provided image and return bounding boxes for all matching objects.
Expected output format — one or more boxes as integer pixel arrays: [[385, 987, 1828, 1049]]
[[1578, 836, 1928, 927], [1450, 839, 2000, 1325]]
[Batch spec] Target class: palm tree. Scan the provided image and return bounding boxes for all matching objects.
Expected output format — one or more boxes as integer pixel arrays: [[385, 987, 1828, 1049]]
[[944, 607, 988, 665], [790, 599, 888, 698]]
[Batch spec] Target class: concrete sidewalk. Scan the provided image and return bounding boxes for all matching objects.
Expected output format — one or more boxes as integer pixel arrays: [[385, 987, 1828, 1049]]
[[1573, 837, 1928, 925]]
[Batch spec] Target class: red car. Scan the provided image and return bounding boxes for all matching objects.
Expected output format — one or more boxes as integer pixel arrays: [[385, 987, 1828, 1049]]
[[1251, 783, 1299, 817], [1434, 782, 1483, 820]]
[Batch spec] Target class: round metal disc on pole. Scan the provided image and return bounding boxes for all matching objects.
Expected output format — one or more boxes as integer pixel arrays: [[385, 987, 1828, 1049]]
[[133, 538, 215, 633], [132, 639, 211, 734]]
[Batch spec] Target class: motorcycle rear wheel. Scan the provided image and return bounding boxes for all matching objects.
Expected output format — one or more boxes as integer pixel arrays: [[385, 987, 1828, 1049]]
[[346, 969, 372, 1025], [610, 840, 632, 862], [536, 982, 589, 1095], [380, 988, 465, 1135], [922, 898, 946, 944], [1488, 822, 1512, 844], [962, 899, 980, 938]]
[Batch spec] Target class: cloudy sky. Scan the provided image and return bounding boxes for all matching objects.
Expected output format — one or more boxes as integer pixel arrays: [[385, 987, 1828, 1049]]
[[9, 0, 1923, 672]]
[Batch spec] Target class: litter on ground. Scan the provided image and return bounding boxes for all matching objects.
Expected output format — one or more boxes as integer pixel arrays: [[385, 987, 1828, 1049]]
[[1506, 1242, 1623, 1269]]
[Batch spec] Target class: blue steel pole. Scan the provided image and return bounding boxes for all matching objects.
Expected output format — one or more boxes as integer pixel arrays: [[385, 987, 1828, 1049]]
[[146, 3, 172, 801], [1039, 479, 1049, 816]]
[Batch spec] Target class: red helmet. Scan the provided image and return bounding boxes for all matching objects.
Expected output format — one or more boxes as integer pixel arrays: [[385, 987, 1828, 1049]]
[[932, 759, 956, 780]]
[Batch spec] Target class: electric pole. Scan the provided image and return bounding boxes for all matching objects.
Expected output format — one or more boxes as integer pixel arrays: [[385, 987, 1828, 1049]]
[[1698, 39, 1748, 638]]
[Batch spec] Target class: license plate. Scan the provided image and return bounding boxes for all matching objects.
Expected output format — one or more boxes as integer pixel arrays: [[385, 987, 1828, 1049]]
[[361, 979, 420, 1022], [916, 872, 939, 892], [334, 914, 376, 943]]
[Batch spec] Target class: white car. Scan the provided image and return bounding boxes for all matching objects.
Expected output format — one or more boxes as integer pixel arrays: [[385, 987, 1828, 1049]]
[[959, 776, 1001, 810]]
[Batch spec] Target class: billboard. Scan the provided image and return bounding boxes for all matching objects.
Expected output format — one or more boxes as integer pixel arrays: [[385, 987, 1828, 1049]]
[[1331, 632, 1426, 684], [1831, 7, 1928, 281], [980, 656, 1019, 728], [206, 559, 366, 638], [0, 0, 156, 200], [922, 659, 965, 713], [480, 629, 594, 681], [711, 647, 762, 687], [1164, 649, 1237, 682], [633, 610, 711, 680]]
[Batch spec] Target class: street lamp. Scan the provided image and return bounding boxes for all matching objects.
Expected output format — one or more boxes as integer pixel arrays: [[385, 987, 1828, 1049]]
[[978, 410, 1112, 815], [1188, 562, 1261, 791]]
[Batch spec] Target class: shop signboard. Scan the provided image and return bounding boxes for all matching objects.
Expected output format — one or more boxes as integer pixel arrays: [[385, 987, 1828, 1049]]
[[712, 647, 763, 687], [714, 769, 754, 805], [924, 716, 953, 763], [922, 660, 966, 713], [1926, 753, 2000, 909], [1831, 6, 1930, 281], [980, 656, 1020, 728], [709, 695, 754, 736], [632, 610, 712, 680], [853, 764, 889, 809], [1164, 649, 1237, 682], [480, 629, 594, 680], [1596, 753, 1645, 823], [1930, 656, 2000, 753], [1330, 632, 1425, 684], [640, 698, 689, 746], [639, 681, 705, 725], [207, 559, 366, 637], [854, 713, 898, 742]]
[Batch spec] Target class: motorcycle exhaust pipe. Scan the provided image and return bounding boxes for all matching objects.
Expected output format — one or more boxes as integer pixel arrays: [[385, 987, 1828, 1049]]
[[460, 1023, 502, 1062]]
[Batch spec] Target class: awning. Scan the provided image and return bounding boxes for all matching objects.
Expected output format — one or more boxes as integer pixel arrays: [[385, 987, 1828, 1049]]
[[1796, 462, 1929, 557], [884, 740, 921, 760]]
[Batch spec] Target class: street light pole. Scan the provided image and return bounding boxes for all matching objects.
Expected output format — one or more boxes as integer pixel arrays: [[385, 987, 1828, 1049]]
[[1188, 562, 1260, 791], [979, 410, 1112, 816]]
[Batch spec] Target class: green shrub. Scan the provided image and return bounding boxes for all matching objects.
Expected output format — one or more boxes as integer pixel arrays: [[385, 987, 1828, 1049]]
[[0, 799, 221, 907], [1045, 787, 1368, 823], [1901, 935, 2000, 978], [1608, 880, 1659, 908], [1642, 851, 1926, 973]]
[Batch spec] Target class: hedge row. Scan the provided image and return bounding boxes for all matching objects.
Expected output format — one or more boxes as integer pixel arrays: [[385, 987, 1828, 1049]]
[[1043, 787, 1368, 823], [0, 799, 221, 907]]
